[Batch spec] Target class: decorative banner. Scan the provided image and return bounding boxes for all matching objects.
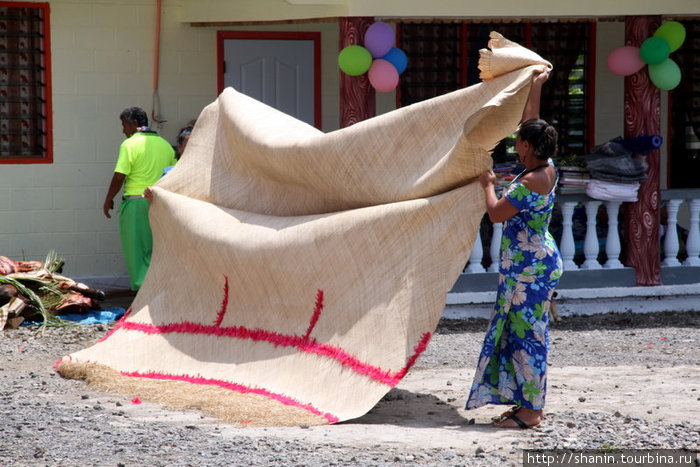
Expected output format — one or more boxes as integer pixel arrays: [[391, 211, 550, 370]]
[[606, 21, 686, 91], [337, 22, 409, 93]]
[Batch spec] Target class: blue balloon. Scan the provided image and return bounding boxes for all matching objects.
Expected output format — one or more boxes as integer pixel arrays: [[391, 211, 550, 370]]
[[381, 47, 408, 75]]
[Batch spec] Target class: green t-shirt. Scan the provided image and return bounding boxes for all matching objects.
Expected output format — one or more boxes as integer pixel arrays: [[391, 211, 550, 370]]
[[114, 131, 176, 196]]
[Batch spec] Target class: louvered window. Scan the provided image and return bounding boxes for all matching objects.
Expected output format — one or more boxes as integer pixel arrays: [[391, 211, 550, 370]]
[[0, 2, 52, 163], [398, 21, 594, 161], [668, 19, 699, 189]]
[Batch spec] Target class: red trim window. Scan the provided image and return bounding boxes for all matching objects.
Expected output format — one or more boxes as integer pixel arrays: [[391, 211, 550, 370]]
[[216, 31, 322, 129], [0, 2, 52, 164], [398, 21, 595, 161], [667, 19, 699, 189]]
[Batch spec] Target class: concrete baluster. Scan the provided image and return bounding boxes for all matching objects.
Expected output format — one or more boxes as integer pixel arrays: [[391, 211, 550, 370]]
[[683, 199, 700, 266], [466, 228, 486, 273], [662, 199, 683, 267], [560, 201, 578, 270], [581, 200, 602, 269], [488, 223, 503, 272], [603, 201, 624, 269]]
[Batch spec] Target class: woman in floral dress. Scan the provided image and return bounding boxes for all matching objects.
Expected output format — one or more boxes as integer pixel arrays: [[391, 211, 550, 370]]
[[466, 67, 563, 429]]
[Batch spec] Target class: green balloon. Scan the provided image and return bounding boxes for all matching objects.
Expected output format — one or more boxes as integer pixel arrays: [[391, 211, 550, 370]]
[[654, 21, 686, 53], [640, 36, 670, 65], [648, 58, 681, 91], [338, 45, 372, 76]]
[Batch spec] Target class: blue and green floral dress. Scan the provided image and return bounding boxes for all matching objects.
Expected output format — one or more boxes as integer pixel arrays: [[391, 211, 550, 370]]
[[466, 164, 563, 411]]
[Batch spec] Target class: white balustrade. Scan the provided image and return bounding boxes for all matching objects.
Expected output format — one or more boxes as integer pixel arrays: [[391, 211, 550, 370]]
[[466, 229, 486, 273], [684, 198, 700, 266], [603, 201, 624, 269], [662, 199, 683, 267], [488, 223, 503, 272], [581, 200, 603, 269], [559, 201, 578, 270], [464, 191, 700, 274]]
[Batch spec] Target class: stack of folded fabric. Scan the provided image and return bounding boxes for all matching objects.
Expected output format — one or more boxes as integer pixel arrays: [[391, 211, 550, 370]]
[[493, 163, 517, 196], [582, 136, 655, 202], [585, 179, 640, 202], [557, 165, 590, 195]]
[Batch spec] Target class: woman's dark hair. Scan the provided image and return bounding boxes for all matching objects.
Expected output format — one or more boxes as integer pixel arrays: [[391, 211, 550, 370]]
[[119, 106, 149, 128], [518, 118, 558, 160], [177, 126, 193, 146]]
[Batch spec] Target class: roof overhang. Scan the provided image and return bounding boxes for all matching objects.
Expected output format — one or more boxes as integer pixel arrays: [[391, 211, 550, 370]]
[[183, 0, 700, 25]]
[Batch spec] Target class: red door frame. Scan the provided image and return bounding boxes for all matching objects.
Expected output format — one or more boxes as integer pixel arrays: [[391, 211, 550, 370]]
[[216, 31, 322, 129]]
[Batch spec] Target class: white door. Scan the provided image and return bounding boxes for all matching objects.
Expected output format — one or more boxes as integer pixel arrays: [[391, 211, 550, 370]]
[[222, 34, 318, 127]]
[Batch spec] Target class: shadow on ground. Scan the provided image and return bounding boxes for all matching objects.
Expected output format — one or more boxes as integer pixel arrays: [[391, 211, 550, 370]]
[[344, 388, 477, 429]]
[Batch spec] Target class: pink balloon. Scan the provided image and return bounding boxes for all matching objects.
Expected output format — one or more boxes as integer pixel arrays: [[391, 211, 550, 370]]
[[368, 59, 399, 92], [364, 22, 394, 58], [607, 46, 646, 76]]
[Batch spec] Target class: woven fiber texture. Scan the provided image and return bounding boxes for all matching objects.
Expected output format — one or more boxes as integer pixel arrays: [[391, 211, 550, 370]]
[[58, 33, 551, 425]]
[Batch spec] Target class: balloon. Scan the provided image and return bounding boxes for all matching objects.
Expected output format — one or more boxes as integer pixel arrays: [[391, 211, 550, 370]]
[[364, 22, 394, 58], [648, 58, 681, 91], [606, 46, 645, 76], [338, 45, 372, 76], [368, 59, 399, 92], [654, 21, 686, 52], [381, 47, 408, 75], [639, 36, 670, 65]]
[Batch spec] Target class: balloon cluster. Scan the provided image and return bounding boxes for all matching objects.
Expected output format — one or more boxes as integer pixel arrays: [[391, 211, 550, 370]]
[[606, 21, 686, 91], [337, 22, 408, 92]]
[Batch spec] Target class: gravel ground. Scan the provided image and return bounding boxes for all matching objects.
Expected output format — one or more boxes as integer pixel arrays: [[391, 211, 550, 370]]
[[1, 310, 698, 466]]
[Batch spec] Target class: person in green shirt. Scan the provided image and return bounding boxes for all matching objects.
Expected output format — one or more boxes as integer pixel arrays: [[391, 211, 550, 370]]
[[103, 107, 176, 290]]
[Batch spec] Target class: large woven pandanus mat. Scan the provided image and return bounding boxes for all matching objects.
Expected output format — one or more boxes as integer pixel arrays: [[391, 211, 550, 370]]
[[58, 33, 551, 426]]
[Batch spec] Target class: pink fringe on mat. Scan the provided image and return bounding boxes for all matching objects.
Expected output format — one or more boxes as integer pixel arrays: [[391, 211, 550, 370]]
[[120, 370, 339, 423], [120, 320, 429, 386], [303, 289, 323, 340], [213, 276, 229, 327]]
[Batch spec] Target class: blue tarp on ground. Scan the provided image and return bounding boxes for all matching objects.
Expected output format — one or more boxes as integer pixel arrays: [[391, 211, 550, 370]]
[[21, 307, 126, 326]]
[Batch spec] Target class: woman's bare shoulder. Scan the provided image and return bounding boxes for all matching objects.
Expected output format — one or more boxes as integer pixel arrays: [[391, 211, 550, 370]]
[[520, 168, 556, 195]]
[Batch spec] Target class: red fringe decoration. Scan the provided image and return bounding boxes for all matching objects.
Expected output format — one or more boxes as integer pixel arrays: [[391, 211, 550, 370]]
[[98, 306, 134, 343], [120, 320, 431, 387], [303, 289, 323, 340], [392, 332, 432, 379], [120, 369, 339, 423], [213, 276, 229, 327], [87, 288, 434, 413]]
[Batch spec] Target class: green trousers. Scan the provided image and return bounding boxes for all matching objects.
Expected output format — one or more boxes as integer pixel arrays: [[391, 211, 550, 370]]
[[119, 198, 152, 291]]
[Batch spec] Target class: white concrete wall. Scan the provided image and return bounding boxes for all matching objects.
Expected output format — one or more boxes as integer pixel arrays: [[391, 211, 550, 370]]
[[0, 0, 217, 281], [0, 1, 341, 284], [0, 0, 688, 285]]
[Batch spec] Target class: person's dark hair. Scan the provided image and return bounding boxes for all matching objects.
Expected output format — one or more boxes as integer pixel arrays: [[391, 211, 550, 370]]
[[119, 107, 149, 128], [518, 118, 558, 160], [177, 126, 193, 146]]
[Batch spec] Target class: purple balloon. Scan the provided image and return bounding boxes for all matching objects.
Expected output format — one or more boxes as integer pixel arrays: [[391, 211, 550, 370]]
[[364, 22, 394, 58]]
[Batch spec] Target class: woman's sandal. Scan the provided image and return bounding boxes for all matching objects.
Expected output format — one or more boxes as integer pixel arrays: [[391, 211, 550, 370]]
[[492, 406, 542, 429], [495, 406, 520, 421], [499, 412, 540, 429]]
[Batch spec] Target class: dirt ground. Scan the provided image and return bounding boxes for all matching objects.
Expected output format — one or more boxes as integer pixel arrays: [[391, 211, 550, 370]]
[[1, 294, 698, 466]]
